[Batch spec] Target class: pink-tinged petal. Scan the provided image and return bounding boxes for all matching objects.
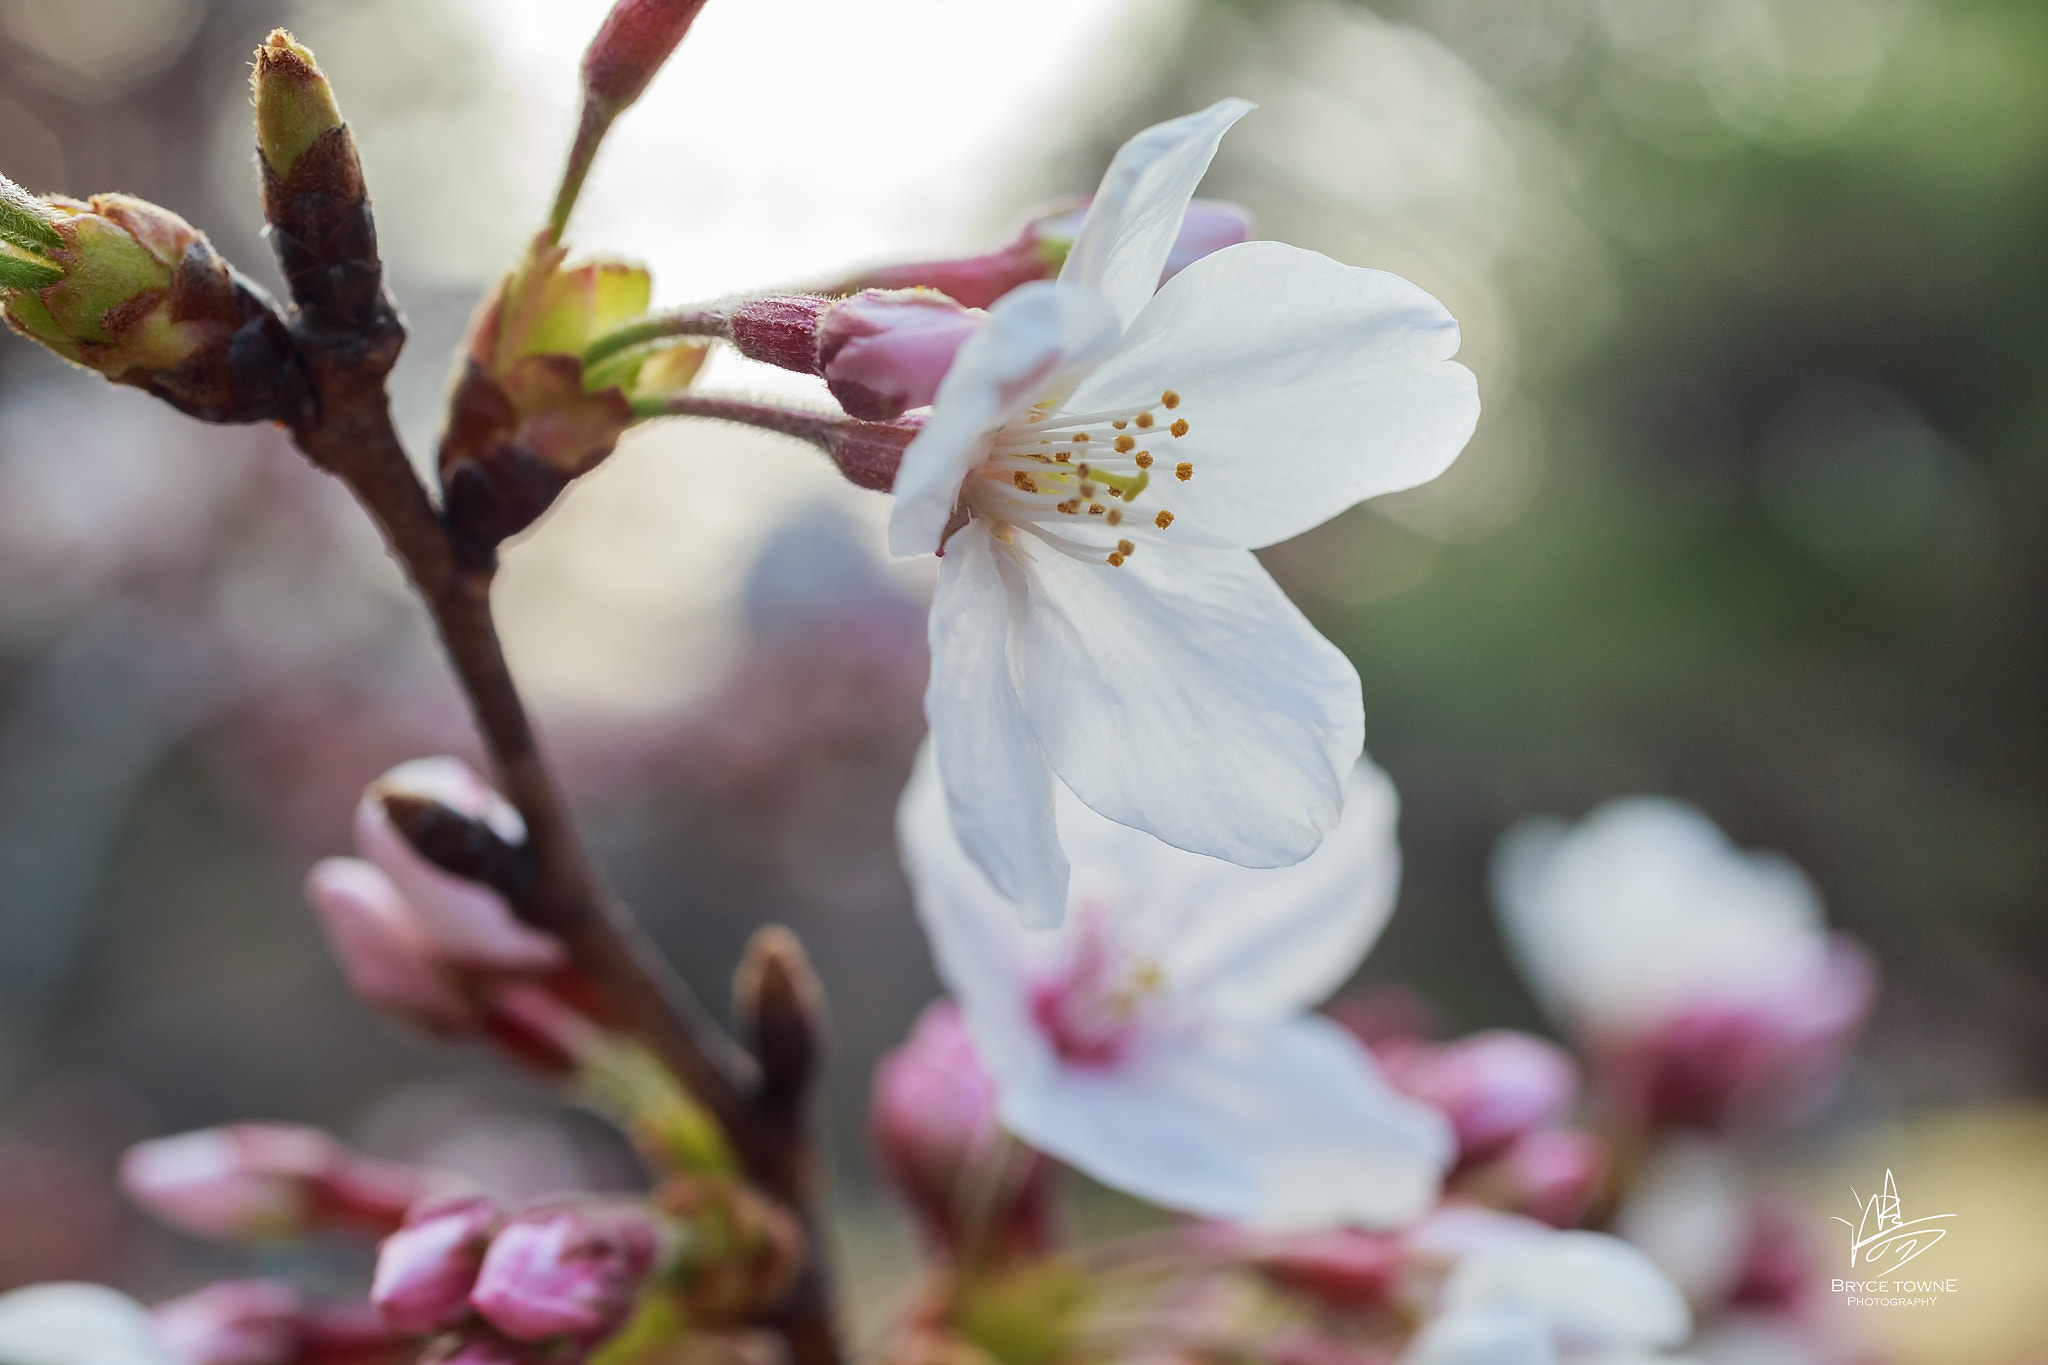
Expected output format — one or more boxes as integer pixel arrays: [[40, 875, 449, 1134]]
[[888, 282, 1121, 558], [1164, 200, 1255, 280], [373, 1194, 503, 1335], [150, 1280, 299, 1365], [870, 1000, 1054, 1264], [919, 525, 1070, 925], [1000, 1015, 1449, 1230], [1376, 1031, 1579, 1165], [1065, 241, 1478, 550], [305, 857, 479, 1036], [818, 289, 984, 421], [120, 1124, 440, 1243], [470, 1204, 665, 1343], [1060, 99, 1254, 331], [1009, 538, 1362, 871], [353, 758, 562, 973]]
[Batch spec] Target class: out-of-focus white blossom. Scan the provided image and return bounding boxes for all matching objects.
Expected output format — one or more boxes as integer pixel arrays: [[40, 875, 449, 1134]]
[[898, 746, 1450, 1228]]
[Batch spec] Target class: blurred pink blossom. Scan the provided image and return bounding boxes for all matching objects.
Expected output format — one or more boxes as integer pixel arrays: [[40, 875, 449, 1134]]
[[371, 1194, 504, 1335], [469, 1203, 668, 1343], [119, 1124, 443, 1242]]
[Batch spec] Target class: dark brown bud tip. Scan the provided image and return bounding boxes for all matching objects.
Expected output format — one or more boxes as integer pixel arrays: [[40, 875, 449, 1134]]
[[734, 925, 826, 1114], [582, 0, 714, 115], [380, 790, 537, 905]]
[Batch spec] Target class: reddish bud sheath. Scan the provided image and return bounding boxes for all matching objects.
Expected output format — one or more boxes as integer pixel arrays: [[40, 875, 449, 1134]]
[[582, 0, 713, 115]]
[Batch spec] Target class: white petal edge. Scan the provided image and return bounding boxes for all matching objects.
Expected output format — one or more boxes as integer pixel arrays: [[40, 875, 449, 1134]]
[[1401, 1308, 1558, 1365], [887, 282, 1121, 558], [1065, 241, 1480, 550], [1443, 1232, 1694, 1355], [1000, 1014, 1449, 1230], [1061, 98, 1254, 333], [1054, 758, 1401, 1022], [0, 1284, 177, 1365], [920, 524, 1070, 926], [1009, 538, 1362, 868]]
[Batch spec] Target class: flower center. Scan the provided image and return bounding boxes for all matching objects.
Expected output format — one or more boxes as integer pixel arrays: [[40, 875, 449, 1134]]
[[966, 389, 1195, 568], [1027, 911, 1166, 1068]]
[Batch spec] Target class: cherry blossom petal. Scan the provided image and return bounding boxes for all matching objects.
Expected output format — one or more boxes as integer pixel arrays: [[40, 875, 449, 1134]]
[[1060, 99, 1254, 332], [1054, 760, 1401, 1022], [1064, 241, 1479, 550], [888, 282, 1121, 558], [1441, 1232, 1693, 1355], [1001, 1014, 1449, 1229], [1402, 1309, 1557, 1365], [0, 1284, 177, 1365], [1008, 537, 1362, 869], [924, 524, 1070, 925]]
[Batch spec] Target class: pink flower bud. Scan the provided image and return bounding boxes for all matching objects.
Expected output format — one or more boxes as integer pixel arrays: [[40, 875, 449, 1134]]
[[120, 1124, 439, 1241], [150, 1282, 407, 1365], [1375, 1031, 1579, 1165], [1600, 938, 1876, 1130], [1237, 1228, 1402, 1311], [1462, 1127, 1606, 1229], [353, 758, 563, 973], [582, 0, 712, 115], [724, 295, 831, 374], [470, 1204, 667, 1343], [373, 1194, 504, 1335], [151, 1281, 298, 1365], [841, 197, 1254, 308], [870, 1000, 1053, 1264], [305, 857, 479, 1036], [815, 290, 982, 421]]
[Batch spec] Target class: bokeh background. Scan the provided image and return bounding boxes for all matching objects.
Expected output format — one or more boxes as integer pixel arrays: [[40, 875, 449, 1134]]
[[0, 0, 2041, 1359]]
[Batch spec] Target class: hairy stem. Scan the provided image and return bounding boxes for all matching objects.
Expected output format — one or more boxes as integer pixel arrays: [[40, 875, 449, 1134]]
[[584, 306, 729, 368], [547, 101, 615, 246]]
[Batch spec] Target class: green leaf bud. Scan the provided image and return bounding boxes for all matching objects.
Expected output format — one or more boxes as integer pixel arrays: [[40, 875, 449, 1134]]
[[252, 31, 344, 180], [0, 174, 61, 254]]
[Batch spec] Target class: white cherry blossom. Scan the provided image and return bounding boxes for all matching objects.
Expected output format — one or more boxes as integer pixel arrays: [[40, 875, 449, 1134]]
[[889, 99, 1481, 926], [0, 1284, 178, 1365], [897, 744, 1452, 1229], [1404, 1227, 1696, 1365]]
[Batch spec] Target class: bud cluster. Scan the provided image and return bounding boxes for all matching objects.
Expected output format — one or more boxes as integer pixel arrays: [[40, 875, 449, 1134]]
[[0, 178, 307, 425]]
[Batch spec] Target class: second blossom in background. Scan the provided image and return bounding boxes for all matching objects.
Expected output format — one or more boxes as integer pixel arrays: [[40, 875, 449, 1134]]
[[897, 746, 1451, 1229]]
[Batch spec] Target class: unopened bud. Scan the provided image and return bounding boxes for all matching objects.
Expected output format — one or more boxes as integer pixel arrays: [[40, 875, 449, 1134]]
[[0, 190, 307, 424], [253, 32, 393, 344], [724, 295, 829, 373], [470, 1203, 670, 1343], [354, 759, 562, 973], [657, 1177, 805, 1326], [152, 1281, 404, 1365], [372, 1194, 503, 1335], [871, 1000, 1053, 1266], [1375, 1031, 1579, 1167], [816, 290, 980, 420], [252, 32, 342, 180], [582, 0, 713, 117], [1235, 1228, 1402, 1312], [305, 857, 479, 1036], [839, 197, 1254, 308], [734, 926, 826, 1116], [119, 1124, 439, 1242], [1456, 1128, 1606, 1229]]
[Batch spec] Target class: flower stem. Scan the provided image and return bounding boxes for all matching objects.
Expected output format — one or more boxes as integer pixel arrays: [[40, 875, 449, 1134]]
[[546, 101, 615, 245], [583, 306, 728, 369]]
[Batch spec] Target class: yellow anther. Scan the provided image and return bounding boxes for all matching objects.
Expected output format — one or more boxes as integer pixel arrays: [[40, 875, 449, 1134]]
[[1155, 510, 1175, 529], [1106, 487, 1123, 500], [1175, 462, 1193, 481], [1107, 509, 1123, 526], [1161, 390, 1181, 409], [1107, 551, 1126, 567], [1114, 435, 1135, 453], [1088, 503, 1106, 516], [1055, 452, 1071, 463], [1079, 483, 1097, 498], [1076, 463, 1091, 478], [1135, 452, 1154, 469], [1057, 499, 1080, 514], [1013, 471, 1038, 493], [1073, 432, 1090, 444], [1117, 539, 1135, 556], [1136, 412, 1155, 429], [1112, 419, 1128, 430], [1170, 418, 1189, 438]]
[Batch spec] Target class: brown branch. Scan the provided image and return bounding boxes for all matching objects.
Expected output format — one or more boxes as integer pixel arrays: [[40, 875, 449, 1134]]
[[254, 45, 840, 1360]]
